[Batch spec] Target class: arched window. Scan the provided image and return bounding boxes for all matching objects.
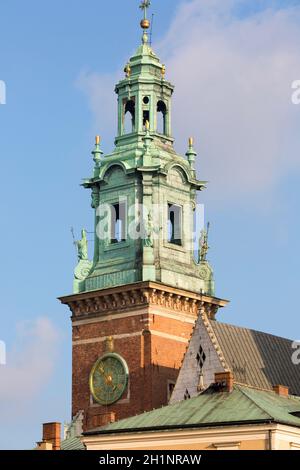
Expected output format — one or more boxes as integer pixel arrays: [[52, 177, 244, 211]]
[[124, 99, 135, 134], [110, 201, 127, 244], [168, 203, 182, 246], [157, 100, 167, 135]]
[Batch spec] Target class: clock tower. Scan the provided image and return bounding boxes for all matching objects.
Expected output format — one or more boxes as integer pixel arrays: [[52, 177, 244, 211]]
[[59, 2, 227, 431]]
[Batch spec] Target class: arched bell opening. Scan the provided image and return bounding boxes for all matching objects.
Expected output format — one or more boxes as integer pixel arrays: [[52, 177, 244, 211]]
[[157, 100, 167, 135], [123, 99, 136, 134]]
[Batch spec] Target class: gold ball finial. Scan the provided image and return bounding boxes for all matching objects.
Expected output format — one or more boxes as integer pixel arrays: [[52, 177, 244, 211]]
[[95, 135, 100, 145], [140, 19, 150, 30], [189, 137, 194, 147]]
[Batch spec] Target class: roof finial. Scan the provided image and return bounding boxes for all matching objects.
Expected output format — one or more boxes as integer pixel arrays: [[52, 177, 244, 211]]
[[92, 135, 103, 177], [197, 368, 205, 392], [139, 1, 151, 44], [186, 136, 197, 171]]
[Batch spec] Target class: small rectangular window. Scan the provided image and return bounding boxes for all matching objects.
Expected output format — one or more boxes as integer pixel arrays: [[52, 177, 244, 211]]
[[111, 202, 126, 244], [168, 204, 182, 246], [143, 110, 150, 127]]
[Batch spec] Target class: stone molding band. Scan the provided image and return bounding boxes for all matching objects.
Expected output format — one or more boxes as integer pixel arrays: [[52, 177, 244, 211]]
[[59, 281, 228, 320]]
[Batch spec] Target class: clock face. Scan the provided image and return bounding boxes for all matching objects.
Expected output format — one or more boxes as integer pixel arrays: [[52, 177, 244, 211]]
[[89, 353, 129, 406]]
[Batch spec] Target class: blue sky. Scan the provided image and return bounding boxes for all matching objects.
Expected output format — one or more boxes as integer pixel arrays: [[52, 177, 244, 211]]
[[0, 0, 300, 449]]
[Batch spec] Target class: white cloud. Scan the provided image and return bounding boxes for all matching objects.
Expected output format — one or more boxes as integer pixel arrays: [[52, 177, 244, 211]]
[[158, 0, 300, 204], [77, 0, 300, 204], [76, 70, 118, 148], [0, 317, 59, 418]]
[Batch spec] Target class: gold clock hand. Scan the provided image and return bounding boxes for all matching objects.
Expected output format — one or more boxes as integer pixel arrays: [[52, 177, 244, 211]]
[[99, 365, 109, 380]]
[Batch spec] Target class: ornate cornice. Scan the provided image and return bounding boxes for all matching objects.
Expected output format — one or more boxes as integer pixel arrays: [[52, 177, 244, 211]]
[[59, 281, 229, 321]]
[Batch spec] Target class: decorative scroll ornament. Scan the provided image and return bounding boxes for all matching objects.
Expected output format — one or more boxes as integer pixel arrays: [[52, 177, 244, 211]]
[[199, 264, 212, 281], [73, 229, 92, 281], [74, 259, 92, 281]]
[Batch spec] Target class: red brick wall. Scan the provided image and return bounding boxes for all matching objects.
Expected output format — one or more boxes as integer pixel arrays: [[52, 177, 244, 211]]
[[42, 422, 61, 451], [72, 308, 195, 430]]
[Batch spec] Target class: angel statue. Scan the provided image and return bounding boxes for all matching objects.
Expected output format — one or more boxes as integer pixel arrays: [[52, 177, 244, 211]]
[[198, 222, 210, 263], [74, 229, 88, 261], [144, 212, 154, 248]]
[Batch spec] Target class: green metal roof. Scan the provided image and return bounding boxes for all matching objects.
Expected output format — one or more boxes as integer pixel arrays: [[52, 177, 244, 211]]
[[84, 385, 300, 436], [60, 436, 85, 451]]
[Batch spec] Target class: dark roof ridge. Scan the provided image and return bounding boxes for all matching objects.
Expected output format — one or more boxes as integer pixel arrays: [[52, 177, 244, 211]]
[[234, 381, 280, 393], [211, 320, 293, 343], [236, 383, 300, 402]]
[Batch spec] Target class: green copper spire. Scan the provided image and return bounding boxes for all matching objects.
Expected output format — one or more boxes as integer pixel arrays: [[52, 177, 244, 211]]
[[75, 6, 215, 297]]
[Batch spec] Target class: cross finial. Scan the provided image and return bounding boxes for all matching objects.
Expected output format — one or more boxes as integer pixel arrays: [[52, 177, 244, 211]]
[[140, 0, 151, 20], [140, 1, 151, 43]]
